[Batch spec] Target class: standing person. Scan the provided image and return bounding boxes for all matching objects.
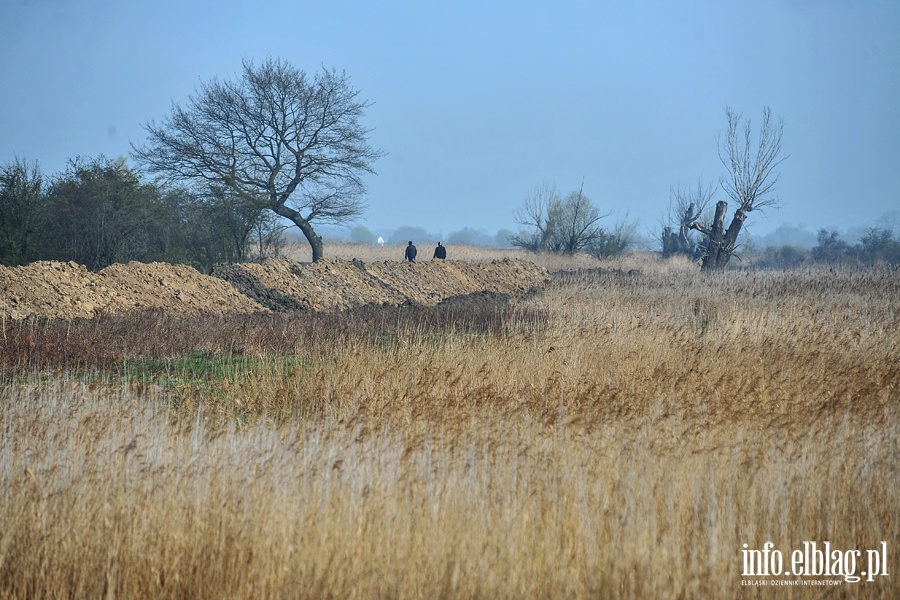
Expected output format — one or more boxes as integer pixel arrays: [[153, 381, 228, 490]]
[[405, 241, 417, 262], [433, 242, 447, 259]]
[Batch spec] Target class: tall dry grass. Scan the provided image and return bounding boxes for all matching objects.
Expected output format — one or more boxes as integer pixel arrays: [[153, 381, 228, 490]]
[[284, 240, 635, 271], [1, 263, 898, 598]]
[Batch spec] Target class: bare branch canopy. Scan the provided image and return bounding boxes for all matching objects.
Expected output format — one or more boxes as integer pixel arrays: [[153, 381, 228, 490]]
[[132, 58, 384, 261], [687, 106, 787, 271], [510, 182, 623, 256], [718, 106, 786, 215]]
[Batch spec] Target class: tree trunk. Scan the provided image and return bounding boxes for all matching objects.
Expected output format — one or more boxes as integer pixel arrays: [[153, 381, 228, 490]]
[[271, 204, 324, 262], [720, 208, 746, 266], [699, 202, 747, 271], [294, 219, 324, 262], [662, 226, 677, 258], [700, 201, 728, 271]]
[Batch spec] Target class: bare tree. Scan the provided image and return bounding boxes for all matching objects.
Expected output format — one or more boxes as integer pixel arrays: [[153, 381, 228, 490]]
[[510, 182, 613, 255], [510, 182, 561, 251], [661, 178, 714, 258], [133, 58, 384, 262], [691, 107, 786, 270], [553, 186, 610, 254]]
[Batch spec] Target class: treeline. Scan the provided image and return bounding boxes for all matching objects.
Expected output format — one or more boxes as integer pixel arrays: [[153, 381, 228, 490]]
[[0, 157, 285, 271], [751, 227, 900, 269]]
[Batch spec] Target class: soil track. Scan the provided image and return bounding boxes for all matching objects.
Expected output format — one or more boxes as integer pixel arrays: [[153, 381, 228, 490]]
[[0, 258, 550, 321]]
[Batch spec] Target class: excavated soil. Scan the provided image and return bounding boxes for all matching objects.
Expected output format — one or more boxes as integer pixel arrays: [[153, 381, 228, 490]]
[[0, 261, 269, 321], [1, 258, 550, 321]]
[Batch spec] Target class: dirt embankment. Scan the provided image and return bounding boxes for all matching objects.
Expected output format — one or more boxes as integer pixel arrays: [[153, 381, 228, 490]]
[[213, 258, 549, 312], [0, 261, 270, 321], [1, 258, 550, 321]]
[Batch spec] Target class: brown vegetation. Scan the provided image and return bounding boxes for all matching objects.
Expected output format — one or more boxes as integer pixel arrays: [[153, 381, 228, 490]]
[[0, 252, 897, 598]]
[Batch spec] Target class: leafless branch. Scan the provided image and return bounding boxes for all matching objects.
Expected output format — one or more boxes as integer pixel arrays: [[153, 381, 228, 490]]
[[717, 106, 787, 214]]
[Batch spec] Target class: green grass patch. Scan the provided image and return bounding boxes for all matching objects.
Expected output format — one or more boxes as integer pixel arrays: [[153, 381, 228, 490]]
[[117, 350, 308, 386]]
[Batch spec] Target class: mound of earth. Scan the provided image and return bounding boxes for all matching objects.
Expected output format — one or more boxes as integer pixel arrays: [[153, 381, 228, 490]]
[[214, 258, 550, 312], [211, 258, 407, 312], [0, 261, 268, 321], [0, 261, 120, 321], [1, 257, 550, 321], [98, 262, 269, 316]]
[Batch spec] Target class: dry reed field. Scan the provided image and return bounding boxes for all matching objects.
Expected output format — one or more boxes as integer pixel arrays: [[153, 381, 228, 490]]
[[284, 240, 625, 271], [1, 252, 898, 599]]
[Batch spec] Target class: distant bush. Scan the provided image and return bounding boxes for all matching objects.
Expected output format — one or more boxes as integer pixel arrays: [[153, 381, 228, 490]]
[[350, 225, 377, 244], [752, 245, 811, 269]]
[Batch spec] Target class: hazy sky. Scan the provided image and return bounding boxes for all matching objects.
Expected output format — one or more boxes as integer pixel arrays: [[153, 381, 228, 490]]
[[2, 0, 898, 240]]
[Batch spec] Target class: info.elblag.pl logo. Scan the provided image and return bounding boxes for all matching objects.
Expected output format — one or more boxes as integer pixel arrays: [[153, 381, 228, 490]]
[[741, 541, 890, 586]]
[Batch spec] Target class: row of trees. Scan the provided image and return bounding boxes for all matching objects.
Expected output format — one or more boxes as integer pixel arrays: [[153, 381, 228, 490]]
[[752, 227, 900, 268], [0, 156, 285, 271]]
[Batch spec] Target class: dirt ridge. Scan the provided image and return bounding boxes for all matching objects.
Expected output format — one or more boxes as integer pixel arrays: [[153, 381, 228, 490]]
[[1, 258, 550, 321]]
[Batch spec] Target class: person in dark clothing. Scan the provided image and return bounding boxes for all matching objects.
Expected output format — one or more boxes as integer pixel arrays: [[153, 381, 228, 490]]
[[405, 241, 417, 262], [433, 242, 447, 259]]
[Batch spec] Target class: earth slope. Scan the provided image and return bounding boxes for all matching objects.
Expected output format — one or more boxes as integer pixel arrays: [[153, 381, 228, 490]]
[[1, 258, 549, 321]]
